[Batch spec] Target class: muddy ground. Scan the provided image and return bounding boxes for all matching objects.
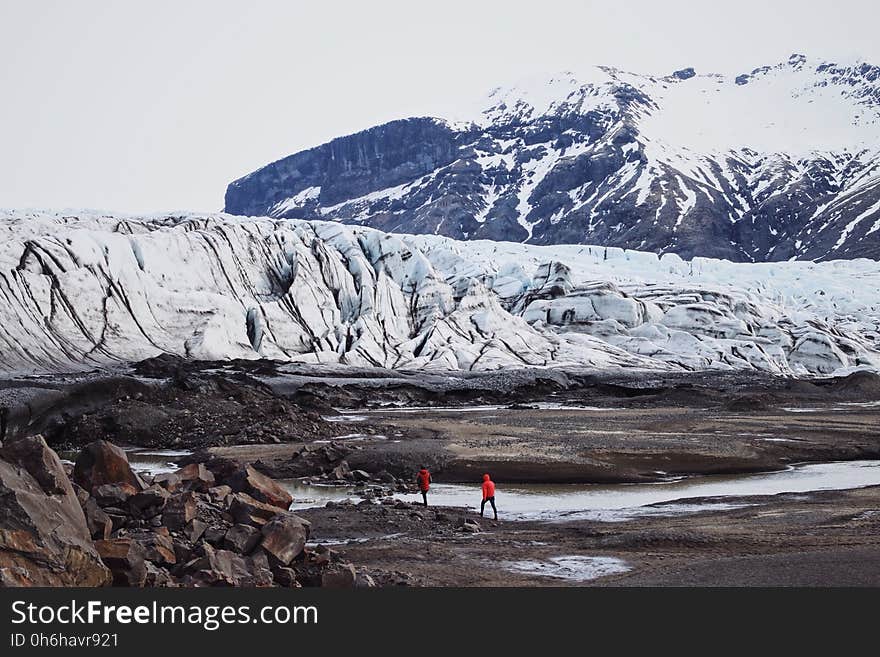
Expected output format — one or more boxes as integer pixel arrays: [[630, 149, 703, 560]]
[[298, 485, 880, 586], [193, 389, 880, 485]]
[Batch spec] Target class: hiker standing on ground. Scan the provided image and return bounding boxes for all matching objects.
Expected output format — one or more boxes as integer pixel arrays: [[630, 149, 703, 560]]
[[416, 466, 432, 506], [481, 473, 497, 520]]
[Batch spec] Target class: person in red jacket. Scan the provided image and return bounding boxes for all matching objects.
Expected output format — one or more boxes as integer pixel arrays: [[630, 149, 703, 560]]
[[480, 473, 497, 520], [416, 466, 432, 506]]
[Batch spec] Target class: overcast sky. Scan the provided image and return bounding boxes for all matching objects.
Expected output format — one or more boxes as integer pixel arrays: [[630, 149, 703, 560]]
[[1, 0, 878, 213]]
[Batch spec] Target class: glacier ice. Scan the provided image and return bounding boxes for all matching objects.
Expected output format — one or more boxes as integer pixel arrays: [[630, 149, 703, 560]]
[[0, 210, 878, 377]]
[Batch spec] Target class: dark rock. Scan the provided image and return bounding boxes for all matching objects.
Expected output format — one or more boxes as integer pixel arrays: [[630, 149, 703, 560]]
[[461, 519, 481, 533], [144, 562, 174, 587], [259, 512, 310, 565], [208, 484, 232, 504], [162, 491, 198, 530], [72, 482, 90, 505], [271, 565, 300, 587], [94, 482, 139, 507], [202, 524, 229, 545], [73, 440, 144, 493], [224, 524, 261, 554], [356, 572, 377, 587], [184, 543, 254, 586], [321, 563, 357, 588], [311, 544, 335, 566], [200, 456, 241, 483], [129, 484, 171, 513], [273, 443, 351, 478], [103, 509, 129, 532], [375, 470, 396, 483], [331, 460, 351, 480], [224, 465, 292, 509], [350, 469, 371, 482], [1, 435, 69, 494], [172, 537, 193, 564], [153, 472, 182, 492], [96, 538, 148, 587], [183, 519, 209, 543], [175, 463, 215, 492], [229, 492, 287, 527], [82, 497, 113, 540], [0, 436, 112, 586], [672, 67, 696, 80], [126, 529, 176, 566], [246, 549, 275, 587]]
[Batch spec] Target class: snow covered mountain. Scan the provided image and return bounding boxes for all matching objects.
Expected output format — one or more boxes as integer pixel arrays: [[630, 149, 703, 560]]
[[2, 210, 878, 376], [225, 54, 880, 262]]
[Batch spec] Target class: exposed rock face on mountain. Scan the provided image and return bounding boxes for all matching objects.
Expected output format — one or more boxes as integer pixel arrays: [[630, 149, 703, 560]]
[[225, 55, 880, 262], [1, 211, 878, 377]]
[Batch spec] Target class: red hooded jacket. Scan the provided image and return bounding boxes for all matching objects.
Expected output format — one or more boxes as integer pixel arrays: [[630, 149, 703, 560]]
[[417, 468, 431, 492], [481, 474, 495, 500]]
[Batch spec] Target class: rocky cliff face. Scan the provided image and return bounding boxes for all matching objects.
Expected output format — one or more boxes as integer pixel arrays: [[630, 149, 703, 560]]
[[2, 210, 879, 377], [225, 55, 880, 262]]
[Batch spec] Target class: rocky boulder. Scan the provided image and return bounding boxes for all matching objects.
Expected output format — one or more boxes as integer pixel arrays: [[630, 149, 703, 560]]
[[259, 512, 310, 565], [95, 537, 148, 587], [162, 491, 198, 530], [73, 440, 144, 493], [82, 498, 113, 540], [128, 484, 171, 517], [180, 544, 272, 587], [0, 436, 111, 586], [321, 563, 357, 588], [175, 463, 215, 492], [224, 524, 261, 554], [229, 492, 287, 527], [222, 464, 293, 510]]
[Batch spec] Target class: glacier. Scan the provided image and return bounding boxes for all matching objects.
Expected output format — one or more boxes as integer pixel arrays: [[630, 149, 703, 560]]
[[1, 210, 878, 376]]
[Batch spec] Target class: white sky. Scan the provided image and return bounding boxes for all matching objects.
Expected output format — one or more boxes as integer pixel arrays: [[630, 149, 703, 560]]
[[1, 0, 878, 213]]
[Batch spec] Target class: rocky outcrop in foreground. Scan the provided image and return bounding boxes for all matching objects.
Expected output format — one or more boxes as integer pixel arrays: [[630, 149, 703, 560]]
[[0, 436, 110, 586], [0, 437, 366, 588]]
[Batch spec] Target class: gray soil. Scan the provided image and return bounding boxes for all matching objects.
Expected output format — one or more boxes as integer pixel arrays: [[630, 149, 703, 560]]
[[298, 486, 880, 586]]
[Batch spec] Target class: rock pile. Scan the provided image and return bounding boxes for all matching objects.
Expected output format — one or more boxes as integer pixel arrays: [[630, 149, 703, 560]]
[[249, 442, 417, 496], [38, 366, 335, 451], [1, 437, 367, 588]]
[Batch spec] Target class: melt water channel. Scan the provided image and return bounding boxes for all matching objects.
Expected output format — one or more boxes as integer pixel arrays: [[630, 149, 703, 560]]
[[121, 448, 880, 582], [125, 449, 880, 522]]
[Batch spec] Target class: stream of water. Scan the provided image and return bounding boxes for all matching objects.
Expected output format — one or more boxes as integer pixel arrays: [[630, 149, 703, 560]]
[[121, 449, 880, 521], [279, 459, 880, 521]]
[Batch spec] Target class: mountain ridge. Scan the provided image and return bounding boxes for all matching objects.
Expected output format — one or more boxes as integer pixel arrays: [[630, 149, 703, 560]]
[[225, 55, 880, 262]]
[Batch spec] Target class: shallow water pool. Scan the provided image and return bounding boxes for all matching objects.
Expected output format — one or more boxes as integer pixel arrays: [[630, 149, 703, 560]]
[[280, 460, 880, 521]]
